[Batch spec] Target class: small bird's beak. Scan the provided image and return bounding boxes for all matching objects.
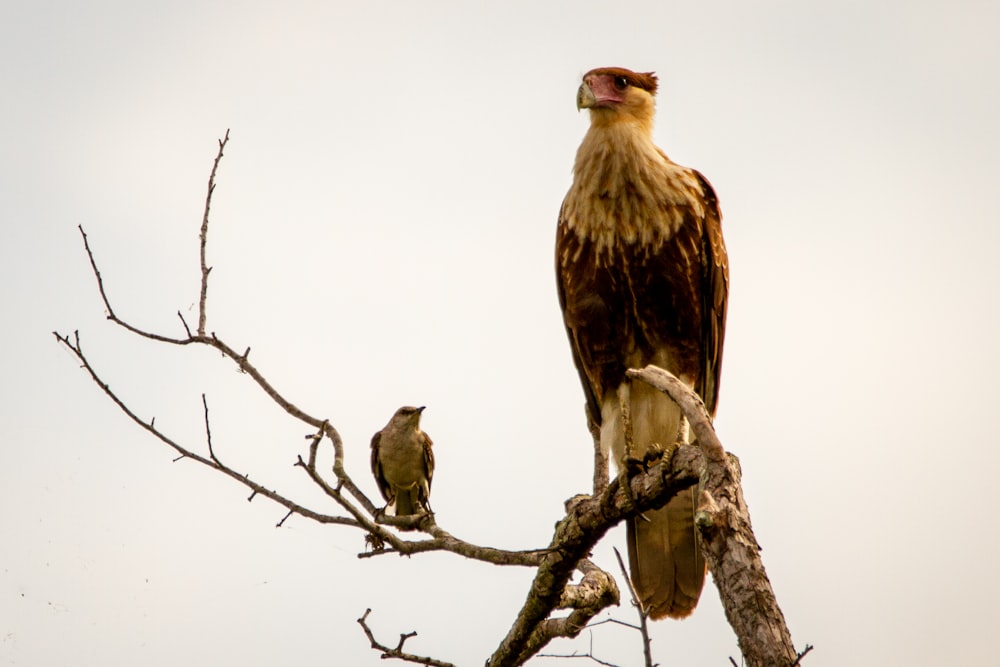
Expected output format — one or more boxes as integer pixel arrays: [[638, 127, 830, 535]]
[[416, 406, 426, 413], [577, 82, 596, 110]]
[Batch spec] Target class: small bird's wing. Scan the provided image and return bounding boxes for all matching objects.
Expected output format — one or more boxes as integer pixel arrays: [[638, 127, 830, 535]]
[[423, 431, 434, 488], [370, 430, 392, 503], [419, 431, 434, 510]]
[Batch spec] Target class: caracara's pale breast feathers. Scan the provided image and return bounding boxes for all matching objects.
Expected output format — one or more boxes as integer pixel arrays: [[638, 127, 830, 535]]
[[561, 126, 707, 263]]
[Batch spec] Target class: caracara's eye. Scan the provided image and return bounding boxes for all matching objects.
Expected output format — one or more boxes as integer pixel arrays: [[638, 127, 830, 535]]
[[614, 76, 629, 91]]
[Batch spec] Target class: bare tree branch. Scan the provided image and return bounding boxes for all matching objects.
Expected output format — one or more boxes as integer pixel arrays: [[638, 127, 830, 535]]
[[56, 321, 553, 570], [510, 558, 620, 665]]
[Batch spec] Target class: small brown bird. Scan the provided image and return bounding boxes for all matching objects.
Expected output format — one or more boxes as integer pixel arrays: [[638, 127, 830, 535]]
[[557, 67, 729, 619], [370, 406, 435, 516]]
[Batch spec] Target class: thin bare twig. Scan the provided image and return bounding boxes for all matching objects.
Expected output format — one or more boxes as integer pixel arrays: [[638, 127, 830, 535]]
[[538, 637, 620, 667], [177, 311, 193, 337], [612, 547, 653, 667], [199, 129, 228, 336], [202, 393, 219, 464], [357, 609, 455, 667], [585, 618, 640, 632], [78, 225, 187, 345], [792, 644, 815, 666]]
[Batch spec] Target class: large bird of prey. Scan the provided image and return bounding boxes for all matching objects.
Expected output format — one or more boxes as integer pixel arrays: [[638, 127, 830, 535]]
[[556, 67, 728, 619], [371, 406, 435, 516]]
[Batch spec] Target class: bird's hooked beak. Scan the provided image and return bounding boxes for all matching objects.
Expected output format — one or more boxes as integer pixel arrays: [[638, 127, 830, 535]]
[[577, 82, 597, 110]]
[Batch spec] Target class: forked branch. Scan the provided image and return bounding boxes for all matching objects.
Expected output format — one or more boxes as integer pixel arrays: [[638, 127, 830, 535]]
[[357, 609, 456, 667]]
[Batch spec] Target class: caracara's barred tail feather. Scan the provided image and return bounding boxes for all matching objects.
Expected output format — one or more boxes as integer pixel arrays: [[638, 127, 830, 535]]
[[606, 377, 707, 619], [627, 489, 706, 619]]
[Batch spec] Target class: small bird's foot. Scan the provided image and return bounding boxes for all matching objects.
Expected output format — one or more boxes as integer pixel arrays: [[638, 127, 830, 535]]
[[364, 531, 386, 553]]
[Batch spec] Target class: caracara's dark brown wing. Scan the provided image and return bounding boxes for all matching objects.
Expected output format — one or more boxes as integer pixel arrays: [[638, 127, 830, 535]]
[[693, 170, 728, 418], [556, 208, 608, 428], [556, 169, 728, 423]]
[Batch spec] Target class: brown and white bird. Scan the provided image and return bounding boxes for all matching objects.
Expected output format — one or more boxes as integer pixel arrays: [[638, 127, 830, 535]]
[[370, 406, 435, 516], [556, 67, 729, 619]]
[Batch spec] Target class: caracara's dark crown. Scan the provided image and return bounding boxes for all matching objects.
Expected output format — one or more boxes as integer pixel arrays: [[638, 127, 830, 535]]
[[584, 67, 658, 95]]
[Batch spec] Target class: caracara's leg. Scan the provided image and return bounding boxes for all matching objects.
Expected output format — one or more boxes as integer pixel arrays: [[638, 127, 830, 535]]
[[618, 380, 634, 460], [615, 380, 644, 510], [588, 408, 608, 495]]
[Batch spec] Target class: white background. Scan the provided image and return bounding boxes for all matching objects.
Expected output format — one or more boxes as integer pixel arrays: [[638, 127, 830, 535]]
[[2, 2, 998, 665]]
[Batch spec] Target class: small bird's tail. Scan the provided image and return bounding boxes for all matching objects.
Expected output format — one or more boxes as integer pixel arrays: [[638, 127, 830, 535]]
[[393, 485, 430, 517], [394, 488, 418, 516]]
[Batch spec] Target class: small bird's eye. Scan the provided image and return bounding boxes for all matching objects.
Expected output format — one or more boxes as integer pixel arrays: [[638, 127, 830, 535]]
[[614, 76, 629, 90]]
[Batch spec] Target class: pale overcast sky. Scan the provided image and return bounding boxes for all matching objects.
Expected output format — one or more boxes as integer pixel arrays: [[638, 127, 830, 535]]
[[2, 1, 999, 665]]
